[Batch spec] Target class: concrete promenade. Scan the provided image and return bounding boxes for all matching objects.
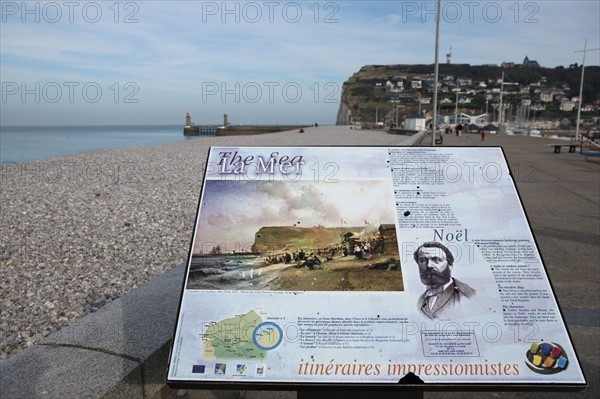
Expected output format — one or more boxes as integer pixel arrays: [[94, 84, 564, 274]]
[[424, 131, 600, 399], [1, 127, 598, 399]]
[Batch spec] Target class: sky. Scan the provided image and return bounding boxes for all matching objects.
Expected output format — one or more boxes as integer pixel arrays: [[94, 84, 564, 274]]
[[1, 0, 599, 126], [194, 146, 398, 251]]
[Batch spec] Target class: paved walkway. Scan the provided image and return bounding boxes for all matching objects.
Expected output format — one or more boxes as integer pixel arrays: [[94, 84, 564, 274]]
[[414, 131, 599, 399], [171, 131, 600, 399], [439, 131, 599, 310]]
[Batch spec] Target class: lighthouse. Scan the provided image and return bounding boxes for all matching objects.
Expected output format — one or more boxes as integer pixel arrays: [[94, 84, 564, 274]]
[[446, 46, 452, 64], [185, 112, 192, 128]]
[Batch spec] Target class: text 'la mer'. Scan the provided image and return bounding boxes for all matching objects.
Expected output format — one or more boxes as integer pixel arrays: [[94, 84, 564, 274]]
[[218, 151, 305, 174]]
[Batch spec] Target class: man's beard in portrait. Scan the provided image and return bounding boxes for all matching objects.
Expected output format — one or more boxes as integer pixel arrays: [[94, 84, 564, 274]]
[[420, 267, 452, 287]]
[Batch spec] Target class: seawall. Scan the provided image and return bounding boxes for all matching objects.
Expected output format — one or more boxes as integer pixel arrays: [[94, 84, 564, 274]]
[[216, 125, 309, 136]]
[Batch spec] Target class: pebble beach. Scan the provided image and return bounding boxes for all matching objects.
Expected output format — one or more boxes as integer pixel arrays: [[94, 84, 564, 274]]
[[0, 125, 413, 359]]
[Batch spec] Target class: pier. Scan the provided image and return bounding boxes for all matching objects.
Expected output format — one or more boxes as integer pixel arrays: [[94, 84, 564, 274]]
[[183, 125, 218, 136], [183, 112, 308, 136]]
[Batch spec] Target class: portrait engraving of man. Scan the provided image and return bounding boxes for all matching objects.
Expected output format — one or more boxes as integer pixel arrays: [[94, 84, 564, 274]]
[[414, 241, 476, 319]]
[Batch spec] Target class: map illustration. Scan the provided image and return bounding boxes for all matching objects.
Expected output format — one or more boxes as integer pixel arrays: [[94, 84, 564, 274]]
[[253, 322, 283, 351], [201, 310, 282, 359]]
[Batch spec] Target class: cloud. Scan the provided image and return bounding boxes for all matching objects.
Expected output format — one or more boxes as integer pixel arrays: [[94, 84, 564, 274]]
[[256, 181, 342, 223], [2, 0, 598, 125], [194, 178, 397, 249]]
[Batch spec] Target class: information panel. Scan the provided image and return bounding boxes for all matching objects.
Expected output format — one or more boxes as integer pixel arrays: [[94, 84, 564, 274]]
[[167, 146, 586, 386]]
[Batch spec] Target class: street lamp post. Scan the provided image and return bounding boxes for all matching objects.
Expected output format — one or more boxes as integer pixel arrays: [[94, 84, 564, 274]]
[[431, 0, 441, 146], [455, 90, 459, 124], [498, 71, 505, 125], [574, 39, 600, 141]]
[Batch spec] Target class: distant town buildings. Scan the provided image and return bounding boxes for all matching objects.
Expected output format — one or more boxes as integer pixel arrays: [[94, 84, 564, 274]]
[[354, 57, 599, 128], [502, 56, 541, 69]]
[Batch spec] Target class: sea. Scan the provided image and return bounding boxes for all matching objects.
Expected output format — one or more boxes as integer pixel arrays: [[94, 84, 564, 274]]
[[0, 125, 210, 164], [186, 254, 275, 291]]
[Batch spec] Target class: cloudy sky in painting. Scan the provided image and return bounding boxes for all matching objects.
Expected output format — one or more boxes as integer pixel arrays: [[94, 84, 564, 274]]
[[192, 179, 396, 252]]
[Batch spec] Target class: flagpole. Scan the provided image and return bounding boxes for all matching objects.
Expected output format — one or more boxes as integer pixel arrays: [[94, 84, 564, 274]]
[[573, 40, 600, 141], [431, 0, 441, 146]]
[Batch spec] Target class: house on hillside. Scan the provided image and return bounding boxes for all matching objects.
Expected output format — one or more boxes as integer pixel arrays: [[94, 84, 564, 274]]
[[540, 91, 554, 102], [560, 102, 575, 111], [522, 56, 540, 68], [457, 77, 472, 87], [520, 86, 531, 94], [385, 80, 403, 93]]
